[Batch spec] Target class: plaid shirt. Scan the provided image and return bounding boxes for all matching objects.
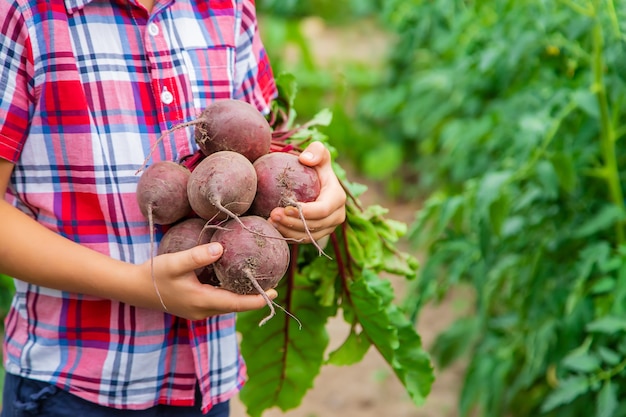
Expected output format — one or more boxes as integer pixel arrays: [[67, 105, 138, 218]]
[[0, 0, 276, 413]]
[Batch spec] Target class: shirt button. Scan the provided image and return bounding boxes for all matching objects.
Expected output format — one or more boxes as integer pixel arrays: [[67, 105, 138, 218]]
[[148, 22, 160, 36], [160, 88, 174, 105]]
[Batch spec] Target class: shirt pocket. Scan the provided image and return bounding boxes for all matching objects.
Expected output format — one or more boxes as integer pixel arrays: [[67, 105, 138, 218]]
[[182, 46, 236, 110]]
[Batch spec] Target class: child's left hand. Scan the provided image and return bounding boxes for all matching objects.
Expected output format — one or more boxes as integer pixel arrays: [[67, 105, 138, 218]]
[[269, 141, 346, 243]]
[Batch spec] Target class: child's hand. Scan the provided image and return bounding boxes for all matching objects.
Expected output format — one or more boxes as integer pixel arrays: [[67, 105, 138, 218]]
[[269, 141, 347, 242], [135, 242, 277, 320]]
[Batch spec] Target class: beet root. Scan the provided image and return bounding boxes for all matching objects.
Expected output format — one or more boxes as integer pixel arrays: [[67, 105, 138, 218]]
[[250, 152, 329, 257], [136, 161, 192, 225], [194, 99, 272, 162], [158, 218, 219, 286], [211, 215, 290, 325], [250, 152, 321, 218], [137, 99, 270, 173], [187, 151, 257, 221]]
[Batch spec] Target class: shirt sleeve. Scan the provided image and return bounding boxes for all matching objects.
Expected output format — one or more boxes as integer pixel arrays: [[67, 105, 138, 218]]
[[233, 0, 277, 114], [0, 3, 34, 164]]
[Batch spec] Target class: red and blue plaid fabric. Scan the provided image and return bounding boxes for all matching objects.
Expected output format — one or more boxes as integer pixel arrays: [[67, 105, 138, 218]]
[[0, 0, 276, 413]]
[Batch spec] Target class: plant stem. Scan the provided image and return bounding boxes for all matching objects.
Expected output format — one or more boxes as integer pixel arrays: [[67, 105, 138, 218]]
[[591, 2, 625, 245]]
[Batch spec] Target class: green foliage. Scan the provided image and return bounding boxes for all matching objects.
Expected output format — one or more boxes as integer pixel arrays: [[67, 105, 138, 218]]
[[395, 0, 626, 416], [256, 0, 383, 22], [237, 74, 433, 416], [0, 274, 13, 407], [256, 5, 399, 189], [0, 274, 13, 327]]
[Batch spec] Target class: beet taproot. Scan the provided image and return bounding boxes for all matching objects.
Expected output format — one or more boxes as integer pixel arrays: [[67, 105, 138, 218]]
[[135, 160, 192, 310], [187, 151, 257, 222]]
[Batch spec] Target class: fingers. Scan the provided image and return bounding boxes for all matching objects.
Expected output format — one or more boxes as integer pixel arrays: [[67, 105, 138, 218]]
[[164, 242, 223, 276], [200, 287, 279, 315], [268, 141, 346, 242], [269, 205, 343, 242]]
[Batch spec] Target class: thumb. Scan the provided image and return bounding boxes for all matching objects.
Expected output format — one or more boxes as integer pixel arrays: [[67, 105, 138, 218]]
[[299, 141, 329, 167], [168, 242, 223, 275]]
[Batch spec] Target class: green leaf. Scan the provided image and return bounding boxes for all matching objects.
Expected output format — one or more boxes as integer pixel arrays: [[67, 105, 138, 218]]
[[274, 72, 298, 114], [347, 213, 385, 269], [596, 380, 618, 417], [388, 306, 434, 405], [541, 376, 590, 412], [306, 108, 333, 127], [535, 160, 560, 200], [597, 347, 621, 366], [562, 352, 600, 373], [431, 317, 480, 369], [348, 271, 433, 405], [238, 271, 334, 416], [572, 89, 600, 119], [326, 328, 371, 366], [590, 277, 616, 294], [489, 192, 511, 236], [586, 316, 626, 334], [302, 254, 340, 308], [550, 153, 577, 193], [573, 205, 626, 238], [348, 273, 399, 359], [475, 171, 512, 219]]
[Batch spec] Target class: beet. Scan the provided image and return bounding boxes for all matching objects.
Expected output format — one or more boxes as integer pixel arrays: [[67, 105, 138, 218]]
[[211, 215, 290, 325], [136, 160, 192, 225], [187, 151, 257, 221], [146, 99, 271, 166], [194, 99, 272, 162], [250, 152, 321, 218], [158, 218, 219, 286]]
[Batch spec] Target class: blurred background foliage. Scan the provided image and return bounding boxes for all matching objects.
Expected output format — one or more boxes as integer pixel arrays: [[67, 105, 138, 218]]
[[2, 0, 626, 415], [259, 0, 626, 416]]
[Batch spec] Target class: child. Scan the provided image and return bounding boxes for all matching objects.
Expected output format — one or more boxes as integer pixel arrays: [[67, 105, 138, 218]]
[[0, 0, 346, 416]]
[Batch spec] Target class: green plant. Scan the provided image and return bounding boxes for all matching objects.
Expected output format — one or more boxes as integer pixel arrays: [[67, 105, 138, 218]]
[[399, 0, 626, 416], [257, 0, 383, 22], [237, 74, 434, 416], [0, 274, 13, 328]]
